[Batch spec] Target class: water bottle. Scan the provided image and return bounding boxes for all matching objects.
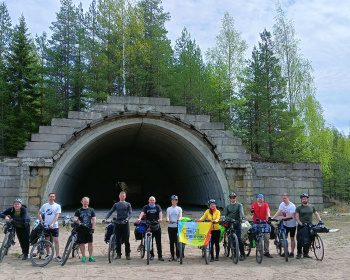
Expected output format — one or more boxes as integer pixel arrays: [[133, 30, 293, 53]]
[[253, 239, 256, 247]]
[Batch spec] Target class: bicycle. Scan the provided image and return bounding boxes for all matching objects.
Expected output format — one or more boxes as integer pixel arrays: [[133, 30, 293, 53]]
[[104, 219, 124, 263], [221, 219, 240, 264], [134, 220, 158, 265], [30, 223, 55, 267], [0, 219, 18, 262], [308, 223, 329, 261], [248, 219, 270, 264], [199, 220, 218, 265], [61, 217, 88, 266], [270, 217, 293, 262]]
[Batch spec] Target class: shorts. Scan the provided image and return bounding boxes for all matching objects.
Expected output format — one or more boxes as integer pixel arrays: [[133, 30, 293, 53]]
[[44, 228, 59, 238], [285, 226, 296, 238], [77, 230, 93, 244]]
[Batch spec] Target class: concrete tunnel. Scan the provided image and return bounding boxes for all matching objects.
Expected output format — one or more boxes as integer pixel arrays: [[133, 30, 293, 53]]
[[44, 115, 229, 210]]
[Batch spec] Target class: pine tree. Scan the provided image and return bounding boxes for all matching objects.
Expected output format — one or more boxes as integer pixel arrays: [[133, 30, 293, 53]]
[[5, 15, 40, 155]]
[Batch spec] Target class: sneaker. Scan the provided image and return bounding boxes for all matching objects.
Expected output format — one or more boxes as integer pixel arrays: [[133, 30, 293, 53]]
[[18, 254, 24, 259], [239, 255, 245, 261], [126, 255, 131, 260], [158, 257, 164, 261], [44, 255, 51, 260], [21, 254, 28, 260], [210, 257, 214, 262], [215, 257, 219, 261], [150, 255, 154, 261], [296, 253, 301, 259], [116, 254, 121, 259], [264, 252, 273, 258], [56, 256, 62, 262], [289, 252, 294, 258], [82, 256, 87, 263], [303, 254, 312, 259], [168, 257, 175, 262], [89, 256, 95, 262], [176, 258, 180, 262]]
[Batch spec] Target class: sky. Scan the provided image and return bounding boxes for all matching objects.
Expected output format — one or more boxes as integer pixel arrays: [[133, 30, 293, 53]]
[[4, 0, 350, 134]]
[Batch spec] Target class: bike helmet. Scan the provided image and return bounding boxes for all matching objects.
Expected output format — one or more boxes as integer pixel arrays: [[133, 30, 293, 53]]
[[208, 199, 216, 205], [170, 195, 178, 200], [256, 194, 264, 198], [13, 198, 22, 204], [300, 193, 309, 199], [229, 193, 237, 198]]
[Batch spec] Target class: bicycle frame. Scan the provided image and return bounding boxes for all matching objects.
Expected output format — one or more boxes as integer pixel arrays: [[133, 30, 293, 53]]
[[0, 221, 16, 262]]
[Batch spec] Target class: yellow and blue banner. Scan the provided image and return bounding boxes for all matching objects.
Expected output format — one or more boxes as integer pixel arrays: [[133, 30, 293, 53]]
[[178, 222, 212, 246]]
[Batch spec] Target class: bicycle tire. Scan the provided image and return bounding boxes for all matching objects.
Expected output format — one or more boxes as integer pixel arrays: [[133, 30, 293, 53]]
[[243, 239, 251, 257], [281, 231, 288, 262], [108, 234, 116, 263], [30, 240, 54, 267], [223, 231, 230, 257], [230, 233, 239, 264], [179, 241, 183, 264], [0, 232, 11, 262], [146, 236, 151, 265], [61, 235, 74, 266], [203, 246, 210, 264], [72, 241, 79, 258], [312, 234, 324, 261], [255, 236, 264, 264], [275, 236, 281, 255], [140, 237, 145, 259]]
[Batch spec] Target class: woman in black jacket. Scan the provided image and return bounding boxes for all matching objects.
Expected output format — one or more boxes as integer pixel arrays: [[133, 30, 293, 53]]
[[0, 198, 31, 260]]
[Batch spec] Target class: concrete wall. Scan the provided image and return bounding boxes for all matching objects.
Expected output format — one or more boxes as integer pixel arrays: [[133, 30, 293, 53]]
[[251, 162, 323, 210], [0, 159, 22, 210]]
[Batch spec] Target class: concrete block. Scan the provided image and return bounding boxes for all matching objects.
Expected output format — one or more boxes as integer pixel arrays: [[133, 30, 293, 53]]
[[51, 118, 88, 128], [31, 133, 68, 143], [107, 96, 140, 104], [92, 104, 125, 112], [24, 142, 61, 150], [124, 104, 156, 112], [29, 196, 41, 207], [197, 122, 225, 130], [39, 126, 74, 135], [0, 187, 20, 196], [0, 159, 19, 167], [155, 105, 187, 114], [221, 152, 251, 161], [140, 97, 170, 106], [4, 196, 17, 206], [0, 166, 21, 176], [255, 169, 286, 177], [68, 111, 102, 120], [29, 187, 39, 197], [17, 150, 54, 158], [175, 114, 210, 122], [217, 145, 246, 154], [38, 167, 51, 177]]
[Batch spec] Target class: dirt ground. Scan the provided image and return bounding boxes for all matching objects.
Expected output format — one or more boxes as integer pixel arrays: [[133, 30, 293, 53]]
[[0, 213, 349, 280]]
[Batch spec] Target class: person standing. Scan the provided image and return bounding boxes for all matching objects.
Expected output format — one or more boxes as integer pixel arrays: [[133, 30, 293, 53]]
[[0, 198, 30, 260], [197, 199, 221, 261], [74, 197, 96, 262], [249, 194, 273, 258], [38, 192, 61, 262], [104, 191, 132, 260], [271, 193, 298, 257], [166, 195, 182, 262], [222, 193, 246, 260], [295, 193, 323, 259], [136, 196, 164, 261]]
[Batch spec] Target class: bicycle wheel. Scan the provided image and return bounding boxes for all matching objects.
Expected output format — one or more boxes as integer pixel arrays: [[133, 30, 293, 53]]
[[179, 242, 183, 264], [0, 232, 11, 262], [108, 234, 116, 263], [146, 236, 151, 265], [243, 239, 251, 257], [281, 231, 288, 262], [255, 236, 264, 264], [229, 234, 239, 264], [223, 230, 230, 257], [312, 234, 324, 261], [203, 245, 210, 264], [61, 235, 74, 266], [72, 241, 79, 258], [140, 237, 145, 259], [30, 240, 54, 267], [274, 236, 281, 255]]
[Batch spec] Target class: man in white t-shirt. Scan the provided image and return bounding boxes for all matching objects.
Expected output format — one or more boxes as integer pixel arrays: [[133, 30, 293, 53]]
[[271, 193, 298, 257], [38, 193, 62, 262], [166, 195, 182, 262]]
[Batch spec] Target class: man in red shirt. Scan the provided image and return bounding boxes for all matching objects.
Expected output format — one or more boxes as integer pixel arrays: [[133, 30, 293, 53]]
[[249, 194, 272, 258]]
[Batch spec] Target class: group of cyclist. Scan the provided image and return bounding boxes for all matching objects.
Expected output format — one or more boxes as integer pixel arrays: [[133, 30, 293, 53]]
[[1, 190, 323, 263]]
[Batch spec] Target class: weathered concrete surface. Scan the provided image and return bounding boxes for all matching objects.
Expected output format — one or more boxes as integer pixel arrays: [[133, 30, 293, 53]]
[[0, 97, 324, 211]]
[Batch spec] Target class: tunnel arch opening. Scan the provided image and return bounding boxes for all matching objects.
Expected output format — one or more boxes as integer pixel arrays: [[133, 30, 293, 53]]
[[45, 115, 229, 209]]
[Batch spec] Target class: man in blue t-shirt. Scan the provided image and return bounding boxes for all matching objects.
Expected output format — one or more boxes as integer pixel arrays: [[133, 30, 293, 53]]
[[136, 196, 164, 261]]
